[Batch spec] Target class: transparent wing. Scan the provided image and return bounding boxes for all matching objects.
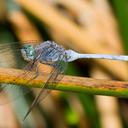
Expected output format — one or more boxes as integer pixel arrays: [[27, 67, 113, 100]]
[[0, 41, 38, 54], [0, 61, 39, 105], [0, 42, 39, 105], [0, 84, 30, 105], [0, 41, 50, 105], [23, 53, 68, 120], [0, 41, 68, 120]]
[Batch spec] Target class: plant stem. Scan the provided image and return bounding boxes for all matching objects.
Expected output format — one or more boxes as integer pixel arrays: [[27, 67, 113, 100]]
[[0, 67, 128, 98]]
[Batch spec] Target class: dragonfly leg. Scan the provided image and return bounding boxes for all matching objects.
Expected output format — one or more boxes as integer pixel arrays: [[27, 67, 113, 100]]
[[26, 64, 39, 83]]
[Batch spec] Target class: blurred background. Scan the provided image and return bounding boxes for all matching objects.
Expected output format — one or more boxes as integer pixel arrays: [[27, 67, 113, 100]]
[[0, 0, 128, 127]]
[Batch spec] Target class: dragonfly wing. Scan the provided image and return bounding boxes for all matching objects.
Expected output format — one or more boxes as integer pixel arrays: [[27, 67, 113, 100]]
[[0, 61, 39, 105], [0, 42, 22, 55], [0, 41, 38, 56], [0, 42, 40, 104], [0, 84, 30, 105], [23, 54, 68, 121]]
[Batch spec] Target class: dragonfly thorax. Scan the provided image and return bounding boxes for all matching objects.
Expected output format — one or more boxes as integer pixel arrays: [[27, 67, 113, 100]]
[[21, 44, 35, 61], [35, 41, 68, 64]]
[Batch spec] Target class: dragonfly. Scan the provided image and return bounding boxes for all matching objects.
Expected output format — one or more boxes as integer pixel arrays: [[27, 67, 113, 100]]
[[0, 40, 128, 121]]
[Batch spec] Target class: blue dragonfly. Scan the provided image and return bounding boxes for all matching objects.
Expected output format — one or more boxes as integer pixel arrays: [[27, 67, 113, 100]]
[[0, 40, 128, 120]]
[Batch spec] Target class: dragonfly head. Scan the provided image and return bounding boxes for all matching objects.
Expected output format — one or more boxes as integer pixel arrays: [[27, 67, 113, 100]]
[[21, 44, 35, 61]]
